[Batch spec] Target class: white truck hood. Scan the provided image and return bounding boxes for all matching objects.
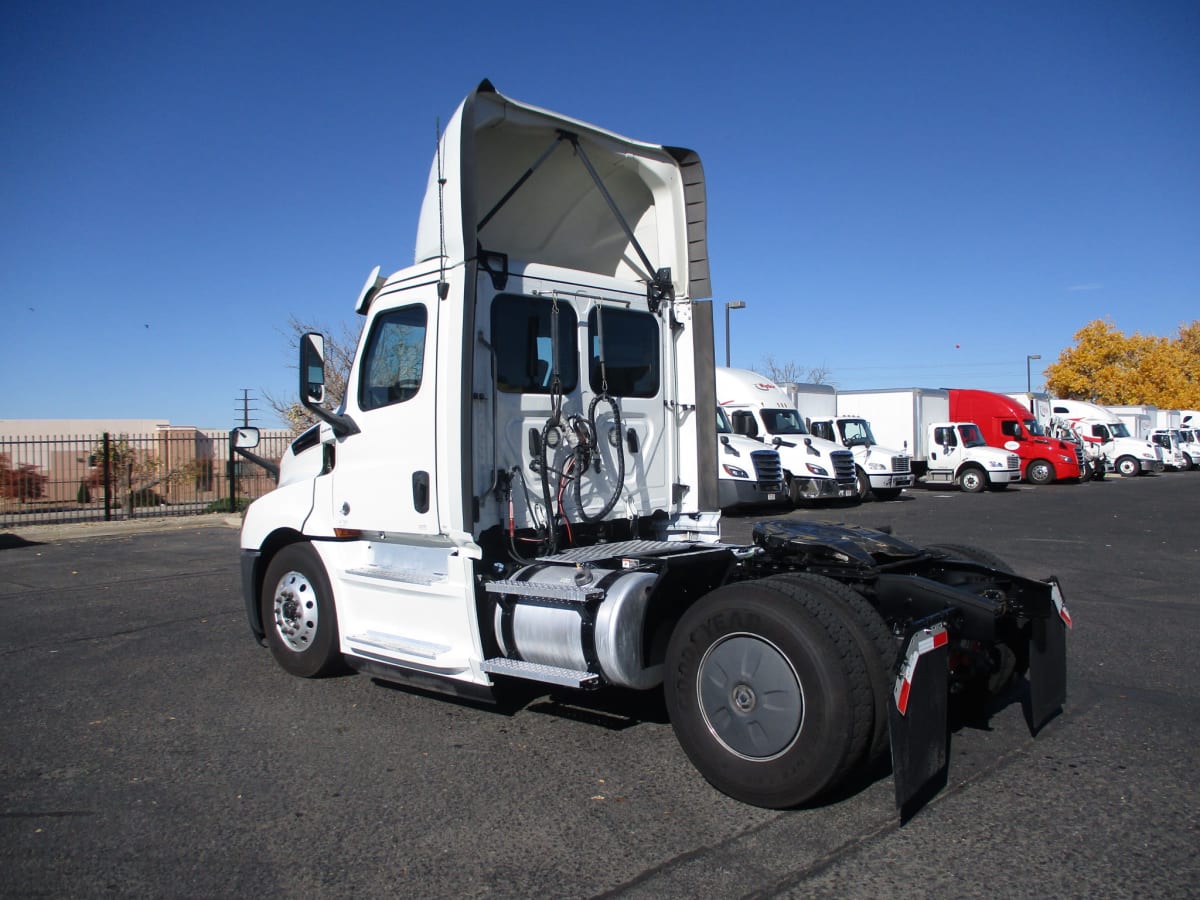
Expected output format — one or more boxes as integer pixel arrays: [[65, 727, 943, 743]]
[[415, 80, 710, 301]]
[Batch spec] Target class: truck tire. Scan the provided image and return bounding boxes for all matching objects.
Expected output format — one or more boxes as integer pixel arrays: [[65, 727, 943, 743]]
[[854, 467, 873, 502], [957, 466, 987, 493], [664, 581, 870, 808], [1116, 455, 1140, 477], [761, 573, 896, 767], [261, 543, 346, 678], [1026, 459, 1055, 485]]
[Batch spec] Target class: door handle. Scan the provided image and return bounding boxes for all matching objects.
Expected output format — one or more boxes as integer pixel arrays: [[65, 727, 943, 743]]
[[412, 471, 430, 513]]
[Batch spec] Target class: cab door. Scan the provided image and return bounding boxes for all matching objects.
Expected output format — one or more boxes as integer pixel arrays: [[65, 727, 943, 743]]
[[330, 296, 440, 536]]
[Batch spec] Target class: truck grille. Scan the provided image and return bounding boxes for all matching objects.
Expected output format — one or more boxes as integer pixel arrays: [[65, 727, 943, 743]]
[[750, 450, 784, 489], [831, 450, 856, 485], [1074, 446, 1085, 470], [1007, 454, 1020, 470], [892, 456, 911, 474]]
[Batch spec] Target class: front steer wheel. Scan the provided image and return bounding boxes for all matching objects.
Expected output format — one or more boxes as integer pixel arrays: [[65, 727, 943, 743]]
[[957, 466, 987, 493], [1116, 455, 1140, 477], [664, 581, 870, 808], [261, 543, 347, 678]]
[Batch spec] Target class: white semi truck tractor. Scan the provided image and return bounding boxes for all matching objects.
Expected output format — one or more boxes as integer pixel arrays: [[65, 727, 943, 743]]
[[784, 382, 914, 501], [236, 81, 1069, 814], [1050, 399, 1163, 476]]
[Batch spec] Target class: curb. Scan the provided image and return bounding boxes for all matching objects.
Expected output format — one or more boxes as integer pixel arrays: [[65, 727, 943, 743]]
[[1, 513, 242, 543]]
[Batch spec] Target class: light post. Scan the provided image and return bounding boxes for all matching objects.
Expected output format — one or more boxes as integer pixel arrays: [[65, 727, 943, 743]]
[[724, 300, 745, 367], [1026, 354, 1042, 393]]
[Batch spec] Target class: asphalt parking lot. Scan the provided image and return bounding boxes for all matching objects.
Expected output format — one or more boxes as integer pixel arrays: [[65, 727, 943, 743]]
[[2, 474, 1198, 897]]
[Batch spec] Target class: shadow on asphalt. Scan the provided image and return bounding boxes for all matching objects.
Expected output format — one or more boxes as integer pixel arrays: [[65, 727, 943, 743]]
[[0, 533, 44, 550]]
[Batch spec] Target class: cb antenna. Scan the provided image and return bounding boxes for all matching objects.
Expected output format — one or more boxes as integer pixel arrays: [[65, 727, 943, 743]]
[[436, 117, 449, 300]]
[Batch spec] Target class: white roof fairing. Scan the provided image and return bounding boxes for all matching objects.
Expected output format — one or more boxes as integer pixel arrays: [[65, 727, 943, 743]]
[[414, 80, 710, 300]]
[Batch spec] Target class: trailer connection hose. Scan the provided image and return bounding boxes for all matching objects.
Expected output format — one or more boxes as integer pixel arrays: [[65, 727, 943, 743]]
[[574, 393, 624, 522]]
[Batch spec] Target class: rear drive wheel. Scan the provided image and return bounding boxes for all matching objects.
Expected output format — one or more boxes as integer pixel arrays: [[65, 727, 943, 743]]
[[1026, 459, 1055, 485], [664, 582, 870, 808], [262, 543, 346, 678], [762, 573, 896, 766], [957, 466, 987, 493], [1116, 455, 1140, 477]]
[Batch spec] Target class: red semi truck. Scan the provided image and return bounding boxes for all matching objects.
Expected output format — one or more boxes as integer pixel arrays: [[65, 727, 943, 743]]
[[949, 389, 1084, 484]]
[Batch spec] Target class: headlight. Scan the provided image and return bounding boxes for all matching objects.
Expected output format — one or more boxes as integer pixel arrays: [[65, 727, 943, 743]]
[[805, 463, 829, 476], [867, 462, 886, 472], [986, 460, 1002, 468], [1060, 455, 1073, 463], [722, 464, 749, 479]]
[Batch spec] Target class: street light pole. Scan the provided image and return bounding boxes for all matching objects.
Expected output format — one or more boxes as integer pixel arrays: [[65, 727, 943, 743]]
[[725, 300, 746, 367], [1026, 354, 1042, 393]]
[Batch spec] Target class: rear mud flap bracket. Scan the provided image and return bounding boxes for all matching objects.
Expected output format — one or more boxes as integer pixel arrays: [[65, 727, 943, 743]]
[[1027, 577, 1070, 734]]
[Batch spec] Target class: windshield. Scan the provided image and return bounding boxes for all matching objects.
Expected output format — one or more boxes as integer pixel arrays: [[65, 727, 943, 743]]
[[761, 408, 809, 435], [957, 423, 987, 448], [837, 418, 875, 446], [1110, 422, 1132, 438], [716, 407, 732, 434], [1024, 417, 1046, 437], [1181, 429, 1195, 442]]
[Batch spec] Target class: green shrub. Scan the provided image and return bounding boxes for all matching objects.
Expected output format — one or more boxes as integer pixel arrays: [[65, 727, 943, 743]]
[[206, 497, 251, 513], [130, 488, 164, 508]]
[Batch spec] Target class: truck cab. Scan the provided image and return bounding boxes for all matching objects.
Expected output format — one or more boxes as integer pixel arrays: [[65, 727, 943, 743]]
[[949, 389, 1083, 485], [806, 415, 913, 500], [716, 406, 787, 509], [715, 368, 858, 505], [923, 421, 1022, 493], [1050, 399, 1163, 476], [1150, 429, 1190, 470]]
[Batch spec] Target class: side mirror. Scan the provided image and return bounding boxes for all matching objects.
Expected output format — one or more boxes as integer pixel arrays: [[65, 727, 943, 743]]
[[233, 427, 260, 450], [300, 333, 326, 404]]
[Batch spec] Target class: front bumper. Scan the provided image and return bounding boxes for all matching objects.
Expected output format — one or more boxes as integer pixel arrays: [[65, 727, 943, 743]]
[[869, 473, 915, 489], [719, 479, 786, 509], [988, 469, 1023, 485], [792, 477, 858, 500]]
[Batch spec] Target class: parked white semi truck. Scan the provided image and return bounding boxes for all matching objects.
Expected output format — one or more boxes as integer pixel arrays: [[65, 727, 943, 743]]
[[1050, 399, 1163, 476], [236, 81, 1068, 814], [832, 388, 1021, 493], [716, 406, 787, 509], [783, 382, 914, 501], [715, 368, 859, 505]]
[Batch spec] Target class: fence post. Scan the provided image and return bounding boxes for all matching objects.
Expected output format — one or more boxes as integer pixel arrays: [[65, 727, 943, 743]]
[[103, 433, 112, 521], [229, 434, 238, 514]]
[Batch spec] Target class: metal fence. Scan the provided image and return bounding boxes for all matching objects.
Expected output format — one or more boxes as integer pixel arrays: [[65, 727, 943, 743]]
[[0, 430, 295, 529]]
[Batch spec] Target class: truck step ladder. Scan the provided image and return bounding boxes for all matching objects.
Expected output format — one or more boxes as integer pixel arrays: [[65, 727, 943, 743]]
[[480, 657, 600, 689]]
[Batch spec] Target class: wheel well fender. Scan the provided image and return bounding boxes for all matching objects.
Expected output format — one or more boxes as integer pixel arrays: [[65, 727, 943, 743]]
[[245, 528, 307, 639]]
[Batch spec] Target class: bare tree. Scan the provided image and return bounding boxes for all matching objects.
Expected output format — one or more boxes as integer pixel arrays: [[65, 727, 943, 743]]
[[756, 354, 834, 387], [265, 316, 362, 433]]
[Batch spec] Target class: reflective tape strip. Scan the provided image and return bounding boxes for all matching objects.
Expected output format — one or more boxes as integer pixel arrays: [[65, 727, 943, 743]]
[[893, 624, 949, 716], [1050, 580, 1073, 629]]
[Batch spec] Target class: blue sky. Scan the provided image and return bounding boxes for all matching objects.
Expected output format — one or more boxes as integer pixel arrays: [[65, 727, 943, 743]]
[[3, 1, 1197, 428]]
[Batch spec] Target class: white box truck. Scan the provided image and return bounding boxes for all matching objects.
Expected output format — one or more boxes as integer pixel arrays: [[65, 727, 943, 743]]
[[784, 382, 914, 501], [833, 388, 1021, 492], [235, 80, 1068, 814]]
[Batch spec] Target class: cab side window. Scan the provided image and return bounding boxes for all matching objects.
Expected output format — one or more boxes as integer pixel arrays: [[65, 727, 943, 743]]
[[359, 305, 427, 411], [934, 426, 958, 446]]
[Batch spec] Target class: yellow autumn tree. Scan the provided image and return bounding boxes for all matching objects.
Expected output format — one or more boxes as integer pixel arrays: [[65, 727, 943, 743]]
[[1045, 318, 1200, 407]]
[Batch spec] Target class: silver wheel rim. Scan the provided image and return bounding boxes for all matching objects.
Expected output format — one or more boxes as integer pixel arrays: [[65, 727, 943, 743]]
[[962, 471, 982, 491], [697, 634, 803, 760], [271, 569, 318, 653]]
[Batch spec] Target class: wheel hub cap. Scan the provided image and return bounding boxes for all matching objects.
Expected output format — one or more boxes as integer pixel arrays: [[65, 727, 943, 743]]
[[272, 571, 318, 652], [697, 634, 803, 760]]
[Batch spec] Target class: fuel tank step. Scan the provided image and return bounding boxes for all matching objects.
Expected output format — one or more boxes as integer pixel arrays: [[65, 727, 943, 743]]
[[481, 657, 599, 688]]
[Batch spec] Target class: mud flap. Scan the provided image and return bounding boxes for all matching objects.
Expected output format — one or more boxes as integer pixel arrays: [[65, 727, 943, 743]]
[[889, 623, 949, 817], [1027, 577, 1070, 734]]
